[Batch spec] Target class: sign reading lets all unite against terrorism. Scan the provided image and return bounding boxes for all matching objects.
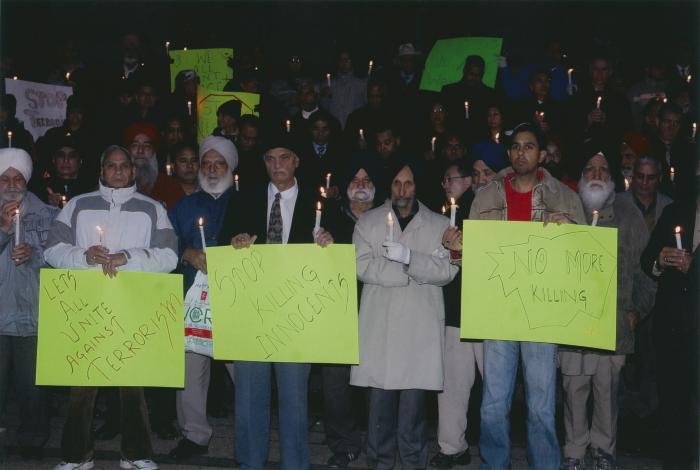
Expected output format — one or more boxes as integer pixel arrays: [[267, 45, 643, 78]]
[[207, 245, 359, 364], [36, 270, 184, 387], [460, 221, 618, 350], [4, 78, 73, 141]]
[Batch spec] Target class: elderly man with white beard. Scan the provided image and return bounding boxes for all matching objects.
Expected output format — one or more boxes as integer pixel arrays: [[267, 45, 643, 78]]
[[167, 135, 238, 462], [559, 149, 650, 470], [0, 148, 58, 459]]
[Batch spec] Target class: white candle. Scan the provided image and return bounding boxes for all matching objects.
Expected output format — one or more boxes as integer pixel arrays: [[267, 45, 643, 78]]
[[368, 60, 373, 76], [687, 74, 692, 84], [7, 131, 12, 147], [319, 186, 326, 198], [314, 201, 322, 233], [187, 101, 192, 116], [596, 96, 602, 109], [670, 167, 675, 182], [96, 225, 104, 245], [61, 195, 67, 208], [494, 132, 500, 144], [464, 101, 470, 119], [65, 72, 71, 82], [285, 119, 291, 133], [233, 174, 239, 191], [325, 173, 331, 189], [674, 226, 683, 249], [441, 205, 446, 215], [624, 178, 630, 191], [165, 41, 170, 55], [198, 217, 207, 251], [591, 210, 599, 227], [449, 197, 457, 227], [387, 212, 394, 242], [692, 123, 697, 140], [431, 136, 436, 152], [326, 73, 331, 88], [359, 128, 365, 140], [567, 68, 573, 86], [14, 209, 20, 245], [165, 164, 173, 176]]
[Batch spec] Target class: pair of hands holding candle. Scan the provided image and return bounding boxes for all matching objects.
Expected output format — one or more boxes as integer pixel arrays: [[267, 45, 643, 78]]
[[0, 200, 32, 266], [229, 229, 334, 250], [657, 246, 691, 273], [85, 245, 127, 278]]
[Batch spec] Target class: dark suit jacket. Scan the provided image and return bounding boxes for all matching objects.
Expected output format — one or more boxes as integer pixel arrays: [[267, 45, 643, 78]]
[[296, 142, 346, 190], [218, 183, 318, 246]]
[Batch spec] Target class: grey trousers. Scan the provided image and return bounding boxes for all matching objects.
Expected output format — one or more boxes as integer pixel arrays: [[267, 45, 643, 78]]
[[436, 327, 483, 455], [175, 352, 234, 445], [560, 352, 625, 459]]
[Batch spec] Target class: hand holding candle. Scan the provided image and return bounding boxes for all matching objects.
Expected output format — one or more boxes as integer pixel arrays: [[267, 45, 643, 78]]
[[449, 198, 457, 227], [198, 217, 207, 251]]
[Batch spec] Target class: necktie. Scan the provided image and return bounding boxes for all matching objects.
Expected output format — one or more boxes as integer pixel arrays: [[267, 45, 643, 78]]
[[317, 145, 326, 157], [267, 192, 283, 243]]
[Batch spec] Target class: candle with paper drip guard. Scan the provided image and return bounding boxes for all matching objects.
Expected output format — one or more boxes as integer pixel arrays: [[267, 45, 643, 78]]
[[96, 226, 104, 245], [234, 174, 239, 191], [198, 218, 207, 251], [326, 73, 331, 88], [692, 123, 697, 141], [285, 120, 291, 133], [14, 209, 20, 245], [7, 131, 12, 147], [187, 101, 192, 116], [670, 167, 675, 182], [165, 164, 173, 176], [325, 173, 332, 190], [449, 198, 457, 227], [367, 60, 373, 76], [464, 101, 470, 119], [314, 201, 322, 233], [591, 210, 599, 227], [387, 212, 395, 242], [674, 226, 683, 249], [567, 68, 573, 86], [431, 136, 437, 152], [596, 96, 602, 109]]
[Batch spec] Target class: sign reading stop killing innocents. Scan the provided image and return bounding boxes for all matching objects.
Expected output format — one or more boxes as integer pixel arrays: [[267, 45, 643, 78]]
[[460, 221, 618, 350], [207, 244, 359, 363], [4, 78, 73, 141], [36, 269, 184, 387]]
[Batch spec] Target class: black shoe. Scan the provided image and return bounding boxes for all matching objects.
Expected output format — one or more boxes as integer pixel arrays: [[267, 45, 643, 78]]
[[94, 421, 119, 440], [327, 450, 360, 468], [168, 438, 208, 461], [153, 420, 179, 440], [430, 451, 471, 469]]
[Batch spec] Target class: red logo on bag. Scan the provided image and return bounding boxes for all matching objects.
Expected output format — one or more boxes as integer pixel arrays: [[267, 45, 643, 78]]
[[200, 290, 208, 301]]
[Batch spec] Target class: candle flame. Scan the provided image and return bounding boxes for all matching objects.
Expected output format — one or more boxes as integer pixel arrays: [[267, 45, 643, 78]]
[[15, 208, 20, 216], [592, 210, 599, 216], [663, 97, 668, 103], [387, 212, 393, 223], [687, 74, 692, 83], [624, 178, 630, 190], [369, 60, 373, 66], [450, 197, 455, 205], [568, 68, 573, 74], [7, 131, 12, 138], [65, 72, 71, 80], [675, 226, 681, 234], [317, 201, 322, 210], [183, 47, 188, 51], [596, 96, 602, 107], [441, 205, 446, 214], [431, 137, 437, 145], [495, 132, 500, 143], [693, 123, 697, 131], [319, 186, 326, 197], [234, 174, 239, 182], [198, 218, 203, 227], [464, 101, 469, 108], [326, 173, 331, 179], [326, 73, 331, 80], [12, 76, 17, 80], [670, 166, 675, 174], [165, 41, 170, 47]]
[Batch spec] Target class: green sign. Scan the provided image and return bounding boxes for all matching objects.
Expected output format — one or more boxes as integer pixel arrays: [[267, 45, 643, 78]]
[[461, 221, 617, 350], [196, 87, 260, 143], [37, 269, 184, 386], [169, 48, 233, 92], [207, 244, 359, 363], [420, 37, 503, 92]]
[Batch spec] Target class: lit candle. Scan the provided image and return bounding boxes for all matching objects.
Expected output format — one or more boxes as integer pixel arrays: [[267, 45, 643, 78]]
[[387, 212, 394, 242], [198, 217, 207, 251], [687, 74, 692, 84], [359, 128, 365, 140], [14, 209, 20, 245], [326, 73, 331, 88], [441, 205, 446, 215], [674, 226, 683, 249], [96, 225, 104, 245], [368, 60, 373, 76], [431, 136, 436, 152], [7, 131, 12, 147], [692, 123, 697, 141], [464, 101, 470, 119], [567, 68, 573, 86], [596, 96, 602, 109], [494, 132, 500, 144], [165, 163, 173, 176], [662, 97, 668, 104], [314, 201, 322, 233], [285, 119, 291, 133], [187, 101, 192, 116], [165, 41, 170, 54], [591, 210, 599, 227], [624, 177, 630, 191], [670, 167, 675, 182], [61, 195, 67, 208], [538, 111, 545, 120], [183, 47, 188, 52], [65, 72, 71, 82], [234, 174, 239, 191], [325, 173, 331, 190], [319, 186, 326, 198], [449, 197, 457, 227], [12, 76, 17, 80]]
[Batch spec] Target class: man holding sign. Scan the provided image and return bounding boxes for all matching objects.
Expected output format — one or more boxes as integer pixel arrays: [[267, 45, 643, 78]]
[[45, 145, 178, 470], [468, 123, 585, 470], [218, 135, 333, 470]]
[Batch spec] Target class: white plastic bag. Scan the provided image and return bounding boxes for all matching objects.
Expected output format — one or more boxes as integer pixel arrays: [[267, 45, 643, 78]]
[[184, 270, 213, 357]]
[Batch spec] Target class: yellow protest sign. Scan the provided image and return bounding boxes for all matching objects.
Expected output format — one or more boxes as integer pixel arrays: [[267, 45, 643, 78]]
[[36, 269, 184, 386], [196, 87, 260, 144], [461, 221, 617, 350], [207, 245, 359, 363], [169, 48, 233, 92]]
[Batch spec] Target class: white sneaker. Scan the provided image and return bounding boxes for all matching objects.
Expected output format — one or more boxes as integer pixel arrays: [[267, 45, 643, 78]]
[[119, 459, 159, 470], [53, 461, 95, 470]]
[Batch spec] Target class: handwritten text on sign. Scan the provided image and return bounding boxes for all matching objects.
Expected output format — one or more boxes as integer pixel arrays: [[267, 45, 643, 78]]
[[207, 245, 359, 363], [169, 48, 233, 92], [4, 79, 73, 141], [36, 269, 184, 386], [460, 221, 617, 350]]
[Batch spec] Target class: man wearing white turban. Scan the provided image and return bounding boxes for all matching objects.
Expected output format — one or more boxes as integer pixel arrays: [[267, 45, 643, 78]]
[[0, 147, 58, 459]]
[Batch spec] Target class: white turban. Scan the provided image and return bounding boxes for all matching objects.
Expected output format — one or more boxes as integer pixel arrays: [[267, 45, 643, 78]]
[[0, 148, 33, 182], [199, 136, 238, 172]]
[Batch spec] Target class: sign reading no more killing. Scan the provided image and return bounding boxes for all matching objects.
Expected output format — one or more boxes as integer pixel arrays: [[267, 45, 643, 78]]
[[461, 221, 617, 350], [207, 244, 359, 363], [37, 269, 184, 387]]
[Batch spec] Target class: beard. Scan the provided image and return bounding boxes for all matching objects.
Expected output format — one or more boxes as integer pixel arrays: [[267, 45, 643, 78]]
[[134, 156, 159, 192], [347, 187, 375, 203], [0, 188, 26, 204], [578, 177, 615, 212], [199, 172, 233, 196], [392, 196, 414, 209]]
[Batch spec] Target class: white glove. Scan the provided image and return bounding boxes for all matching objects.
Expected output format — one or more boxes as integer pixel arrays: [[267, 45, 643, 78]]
[[383, 241, 411, 264]]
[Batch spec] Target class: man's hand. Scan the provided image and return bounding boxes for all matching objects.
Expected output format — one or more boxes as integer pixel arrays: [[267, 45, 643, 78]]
[[183, 247, 208, 274], [658, 247, 691, 273], [383, 241, 411, 264], [102, 252, 127, 278], [587, 109, 607, 127], [313, 228, 334, 247], [0, 200, 20, 233], [442, 226, 462, 251], [543, 212, 572, 226], [12, 243, 33, 266], [231, 233, 257, 249], [85, 245, 111, 266], [46, 187, 64, 208]]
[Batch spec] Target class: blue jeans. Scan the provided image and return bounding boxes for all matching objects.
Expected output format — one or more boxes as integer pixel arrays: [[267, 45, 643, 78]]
[[234, 361, 311, 470], [479, 340, 560, 470]]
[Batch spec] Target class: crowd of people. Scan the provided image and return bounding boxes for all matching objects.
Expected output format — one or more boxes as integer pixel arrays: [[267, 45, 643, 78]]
[[0, 29, 698, 470]]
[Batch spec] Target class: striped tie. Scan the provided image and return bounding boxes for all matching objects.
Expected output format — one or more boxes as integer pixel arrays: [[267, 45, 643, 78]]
[[267, 192, 283, 243]]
